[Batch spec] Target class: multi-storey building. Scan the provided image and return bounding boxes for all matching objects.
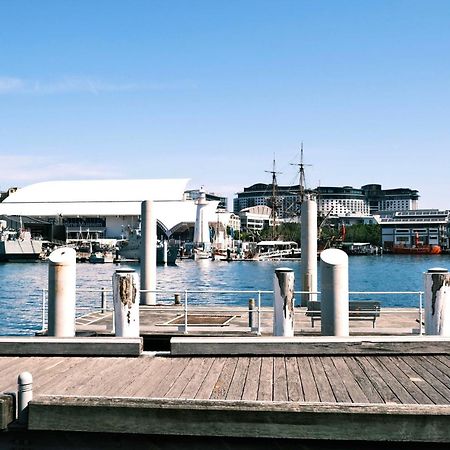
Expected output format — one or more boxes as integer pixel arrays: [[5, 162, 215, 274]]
[[235, 183, 420, 218], [380, 209, 450, 250], [362, 184, 419, 214], [233, 183, 300, 219]]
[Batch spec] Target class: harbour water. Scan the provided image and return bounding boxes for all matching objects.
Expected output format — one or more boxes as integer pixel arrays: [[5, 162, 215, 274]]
[[1, 254, 449, 336]]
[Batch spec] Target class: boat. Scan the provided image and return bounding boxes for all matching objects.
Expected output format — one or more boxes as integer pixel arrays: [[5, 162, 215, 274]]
[[0, 223, 44, 262], [246, 240, 301, 260], [117, 229, 179, 264], [89, 251, 115, 264], [392, 232, 442, 255], [392, 244, 442, 255]]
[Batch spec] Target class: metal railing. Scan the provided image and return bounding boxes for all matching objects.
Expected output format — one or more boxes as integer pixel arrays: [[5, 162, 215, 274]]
[[39, 287, 425, 336]]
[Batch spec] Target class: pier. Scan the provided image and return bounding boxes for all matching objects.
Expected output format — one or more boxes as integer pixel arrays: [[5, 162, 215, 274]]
[[1, 324, 450, 447]]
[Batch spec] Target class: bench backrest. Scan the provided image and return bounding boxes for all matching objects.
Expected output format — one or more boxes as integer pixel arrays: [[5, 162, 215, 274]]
[[306, 300, 381, 312]]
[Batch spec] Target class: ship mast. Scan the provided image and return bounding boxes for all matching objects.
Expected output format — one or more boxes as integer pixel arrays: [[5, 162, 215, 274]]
[[291, 141, 312, 209], [265, 158, 282, 240]]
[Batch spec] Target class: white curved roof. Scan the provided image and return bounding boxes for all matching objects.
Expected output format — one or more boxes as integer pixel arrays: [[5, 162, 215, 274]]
[[0, 178, 222, 232], [4, 178, 189, 203]]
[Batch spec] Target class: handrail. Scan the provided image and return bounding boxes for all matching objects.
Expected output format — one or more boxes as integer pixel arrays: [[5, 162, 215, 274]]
[[39, 287, 425, 336]]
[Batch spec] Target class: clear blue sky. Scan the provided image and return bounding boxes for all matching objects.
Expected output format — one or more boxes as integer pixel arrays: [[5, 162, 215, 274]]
[[1, 0, 449, 209]]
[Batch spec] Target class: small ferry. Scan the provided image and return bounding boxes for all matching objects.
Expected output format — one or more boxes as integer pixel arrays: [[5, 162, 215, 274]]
[[247, 240, 301, 261]]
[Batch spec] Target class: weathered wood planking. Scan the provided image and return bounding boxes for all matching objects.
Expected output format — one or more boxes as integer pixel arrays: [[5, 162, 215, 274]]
[[1, 354, 450, 406], [28, 396, 450, 442]]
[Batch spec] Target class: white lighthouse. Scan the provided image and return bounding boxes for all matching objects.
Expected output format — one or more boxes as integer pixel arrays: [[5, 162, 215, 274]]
[[193, 187, 211, 253]]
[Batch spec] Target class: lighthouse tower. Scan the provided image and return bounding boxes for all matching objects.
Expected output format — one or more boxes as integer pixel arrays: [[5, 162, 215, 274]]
[[193, 187, 211, 251]]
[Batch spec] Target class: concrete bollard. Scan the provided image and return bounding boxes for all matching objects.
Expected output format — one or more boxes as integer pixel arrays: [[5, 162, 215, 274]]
[[140, 200, 157, 305], [18, 371, 32, 425], [424, 268, 450, 336], [112, 268, 140, 337], [48, 247, 76, 337], [273, 268, 295, 337], [320, 248, 349, 337], [300, 197, 318, 306]]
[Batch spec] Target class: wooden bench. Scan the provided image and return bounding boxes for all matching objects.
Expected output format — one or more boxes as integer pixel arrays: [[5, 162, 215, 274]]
[[306, 301, 381, 328]]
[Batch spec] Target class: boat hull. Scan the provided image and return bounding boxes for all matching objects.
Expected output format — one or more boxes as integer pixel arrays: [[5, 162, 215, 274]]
[[392, 245, 442, 255]]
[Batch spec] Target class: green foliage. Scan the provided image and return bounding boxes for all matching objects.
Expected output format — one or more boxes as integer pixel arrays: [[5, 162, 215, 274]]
[[343, 223, 381, 246]]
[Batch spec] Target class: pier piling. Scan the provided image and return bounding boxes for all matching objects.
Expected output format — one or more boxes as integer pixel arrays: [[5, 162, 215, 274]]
[[300, 196, 318, 306], [112, 268, 140, 337], [273, 268, 295, 337], [424, 267, 450, 336], [48, 247, 76, 337], [140, 200, 156, 305], [320, 248, 349, 337]]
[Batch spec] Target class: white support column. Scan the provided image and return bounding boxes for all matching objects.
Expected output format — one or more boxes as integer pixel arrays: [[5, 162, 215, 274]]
[[162, 239, 168, 265], [112, 268, 140, 337], [273, 267, 295, 337], [424, 267, 450, 336], [320, 248, 349, 337], [48, 247, 76, 337], [140, 200, 156, 305], [300, 196, 318, 306]]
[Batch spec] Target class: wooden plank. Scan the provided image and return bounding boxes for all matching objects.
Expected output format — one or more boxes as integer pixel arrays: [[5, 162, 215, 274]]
[[424, 355, 450, 378], [150, 357, 191, 397], [378, 356, 433, 405], [75, 357, 143, 396], [210, 357, 238, 400], [163, 358, 201, 399], [120, 356, 175, 397], [242, 357, 262, 401], [29, 396, 450, 442], [331, 357, 369, 403], [343, 357, 383, 404], [285, 356, 303, 402], [257, 357, 273, 401], [0, 356, 42, 392], [227, 357, 250, 400], [101, 356, 164, 397], [273, 357, 288, 402], [297, 357, 320, 402], [320, 357, 352, 403], [369, 357, 417, 404], [308, 356, 334, 402], [385, 356, 445, 405], [0, 337, 142, 356], [180, 357, 215, 399], [195, 357, 227, 400], [408, 356, 450, 402], [435, 355, 450, 370], [36, 357, 88, 393], [170, 336, 450, 356], [68, 357, 129, 395], [356, 356, 399, 404], [0, 395, 14, 430]]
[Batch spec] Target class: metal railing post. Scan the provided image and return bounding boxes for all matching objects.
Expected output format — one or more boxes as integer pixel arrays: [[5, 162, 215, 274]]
[[101, 287, 107, 314], [183, 289, 188, 334], [257, 290, 262, 336], [41, 289, 46, 332], [419, 291, 423, 336]]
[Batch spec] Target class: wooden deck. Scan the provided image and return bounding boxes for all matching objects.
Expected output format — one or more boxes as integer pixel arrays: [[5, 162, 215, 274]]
[[1, 347, 450, 443], [76, 305, 423, 338]]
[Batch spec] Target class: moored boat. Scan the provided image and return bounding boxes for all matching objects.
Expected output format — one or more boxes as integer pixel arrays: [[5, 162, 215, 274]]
[[392, 244, 442, 255], [0, 225, 43, 262]]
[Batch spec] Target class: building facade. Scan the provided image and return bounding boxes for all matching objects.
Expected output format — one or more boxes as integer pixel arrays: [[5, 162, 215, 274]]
[[380, 209, 450, 250], [235, 183, 420, 219]]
